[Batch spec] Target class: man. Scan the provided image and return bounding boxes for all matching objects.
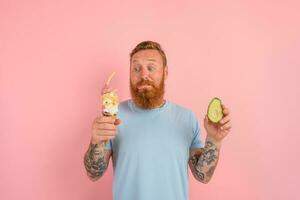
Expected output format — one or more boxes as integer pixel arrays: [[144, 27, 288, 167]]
[[84, 41, 232, 200]]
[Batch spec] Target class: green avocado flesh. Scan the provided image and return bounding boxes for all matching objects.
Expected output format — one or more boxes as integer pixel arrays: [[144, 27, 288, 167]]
[[207, 97, 223, 123]]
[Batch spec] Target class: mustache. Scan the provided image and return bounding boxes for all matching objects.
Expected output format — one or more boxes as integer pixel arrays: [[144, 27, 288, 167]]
[[136, 80, 155, 88]]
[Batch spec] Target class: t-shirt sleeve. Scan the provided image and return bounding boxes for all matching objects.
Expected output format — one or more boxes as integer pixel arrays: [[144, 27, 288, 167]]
[[190, 111, 205, 149]]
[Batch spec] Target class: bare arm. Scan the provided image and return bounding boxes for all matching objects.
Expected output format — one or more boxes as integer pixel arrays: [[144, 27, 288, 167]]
[[188, 138, 222, 184], [84, 115, 120, 181], [83, 141, 112, 181]]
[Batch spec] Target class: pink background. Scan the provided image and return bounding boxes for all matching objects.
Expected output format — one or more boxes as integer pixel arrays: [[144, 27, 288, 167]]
[[1, 1, 300, 200]]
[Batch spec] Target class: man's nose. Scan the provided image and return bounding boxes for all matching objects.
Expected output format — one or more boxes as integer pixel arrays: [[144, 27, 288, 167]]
[[141, 67, 150, 80]]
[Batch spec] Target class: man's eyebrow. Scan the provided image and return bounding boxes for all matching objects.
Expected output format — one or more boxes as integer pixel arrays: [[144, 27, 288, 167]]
[[146, 58, 157, 62], [132, 58, 158, 63]]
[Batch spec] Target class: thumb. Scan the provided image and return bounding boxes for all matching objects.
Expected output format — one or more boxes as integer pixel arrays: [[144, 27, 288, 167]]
[[114, 118, 122, 125], [204, 115, 209, 125], [204, 115, 208, 122]]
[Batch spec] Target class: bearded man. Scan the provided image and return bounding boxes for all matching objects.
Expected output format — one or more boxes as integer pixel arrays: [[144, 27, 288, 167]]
[[84, 41, 232, 200]]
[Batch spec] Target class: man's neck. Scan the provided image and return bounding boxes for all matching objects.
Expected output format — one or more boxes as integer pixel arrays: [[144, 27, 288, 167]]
[[132, 98, 166, 109]]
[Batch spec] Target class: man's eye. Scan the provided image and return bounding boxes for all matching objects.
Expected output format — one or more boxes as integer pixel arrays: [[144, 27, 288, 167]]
[[133, 66, 141, 72], [148, 66, 155, 72]]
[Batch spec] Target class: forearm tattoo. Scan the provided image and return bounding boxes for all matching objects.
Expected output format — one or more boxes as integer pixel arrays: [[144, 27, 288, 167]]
[[189, 140, 220, 182], [84, 143, 107, 179]]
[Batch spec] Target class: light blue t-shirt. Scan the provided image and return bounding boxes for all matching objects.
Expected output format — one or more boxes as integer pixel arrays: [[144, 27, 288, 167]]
[[105, 99, 204, 200]]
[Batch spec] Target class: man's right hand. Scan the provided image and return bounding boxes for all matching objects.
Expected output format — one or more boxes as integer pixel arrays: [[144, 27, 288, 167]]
[[91, 116, 121, 144]]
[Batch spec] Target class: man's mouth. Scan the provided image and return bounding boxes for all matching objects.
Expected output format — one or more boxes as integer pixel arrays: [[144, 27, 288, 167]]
[[137, 84, 153, 90]]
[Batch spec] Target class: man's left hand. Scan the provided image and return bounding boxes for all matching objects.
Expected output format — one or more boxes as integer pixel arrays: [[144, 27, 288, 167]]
[[204, 104, 232, 144]]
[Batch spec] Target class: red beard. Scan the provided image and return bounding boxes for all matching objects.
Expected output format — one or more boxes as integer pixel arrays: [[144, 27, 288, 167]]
[[130, 75, 165, 109]]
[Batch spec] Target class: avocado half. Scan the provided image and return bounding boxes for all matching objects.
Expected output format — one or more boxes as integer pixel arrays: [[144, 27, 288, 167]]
[[207, 97, 223, 123]]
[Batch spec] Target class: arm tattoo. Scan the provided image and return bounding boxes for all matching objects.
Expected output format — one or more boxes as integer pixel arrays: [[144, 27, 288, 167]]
[[84, 142, 108, 179], [189, 140, 220, 183]]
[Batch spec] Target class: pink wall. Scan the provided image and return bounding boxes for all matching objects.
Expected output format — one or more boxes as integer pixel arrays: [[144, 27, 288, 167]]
[[1, 1, 299, 199]]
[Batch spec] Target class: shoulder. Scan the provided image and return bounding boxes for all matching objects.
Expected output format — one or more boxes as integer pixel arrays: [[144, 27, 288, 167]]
[[167, 100, 197, 119], [117, 99, 131, 111], [168, 100, 194, 114]]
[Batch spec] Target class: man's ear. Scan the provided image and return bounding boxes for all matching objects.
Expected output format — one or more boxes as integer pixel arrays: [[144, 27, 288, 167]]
[[164, 66, 168, 80]]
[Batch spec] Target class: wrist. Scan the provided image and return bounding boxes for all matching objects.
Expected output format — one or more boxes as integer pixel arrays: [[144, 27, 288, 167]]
[[205, 136, 222, 148], [90, 139, 99, 145], [90, 139, 105, 147]]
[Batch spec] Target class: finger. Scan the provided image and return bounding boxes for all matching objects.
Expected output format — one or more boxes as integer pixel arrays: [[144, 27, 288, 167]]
[[94, 123, 116, 130], [96, 130, 117, 136], [219, 115, 231, 125], [94, 127, 116, 133], [221, 103, 229, 111], [95, 116, 116, 124], [105, 71, 116, 86], [204, 115, 209, 124], [222, 107, 230, 115], [204, 114, 217, 125], [114, 118, 121, 125], [220, 122, 232, 130], [221, 103, 227, 109], [204, 115, 209, 122]]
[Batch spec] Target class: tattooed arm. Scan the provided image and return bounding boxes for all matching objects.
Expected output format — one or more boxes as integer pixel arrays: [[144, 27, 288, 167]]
[[188, 137, 222, 184], [189, 104, 231, 183], [83, 141, 112, 181]]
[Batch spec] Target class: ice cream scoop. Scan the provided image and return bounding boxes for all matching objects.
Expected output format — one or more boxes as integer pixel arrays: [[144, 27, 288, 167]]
[[101, 72, 119, 116]]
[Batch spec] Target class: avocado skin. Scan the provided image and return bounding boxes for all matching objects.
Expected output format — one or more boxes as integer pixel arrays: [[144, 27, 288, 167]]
[[207, 97, 223, 123]]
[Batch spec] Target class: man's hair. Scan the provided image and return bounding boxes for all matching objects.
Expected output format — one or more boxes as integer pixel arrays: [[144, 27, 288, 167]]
[[130, 40, 167, 67]]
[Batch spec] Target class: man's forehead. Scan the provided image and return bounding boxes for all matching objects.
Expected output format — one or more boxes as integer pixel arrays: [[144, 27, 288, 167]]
[[131, 49, 162, 62]]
